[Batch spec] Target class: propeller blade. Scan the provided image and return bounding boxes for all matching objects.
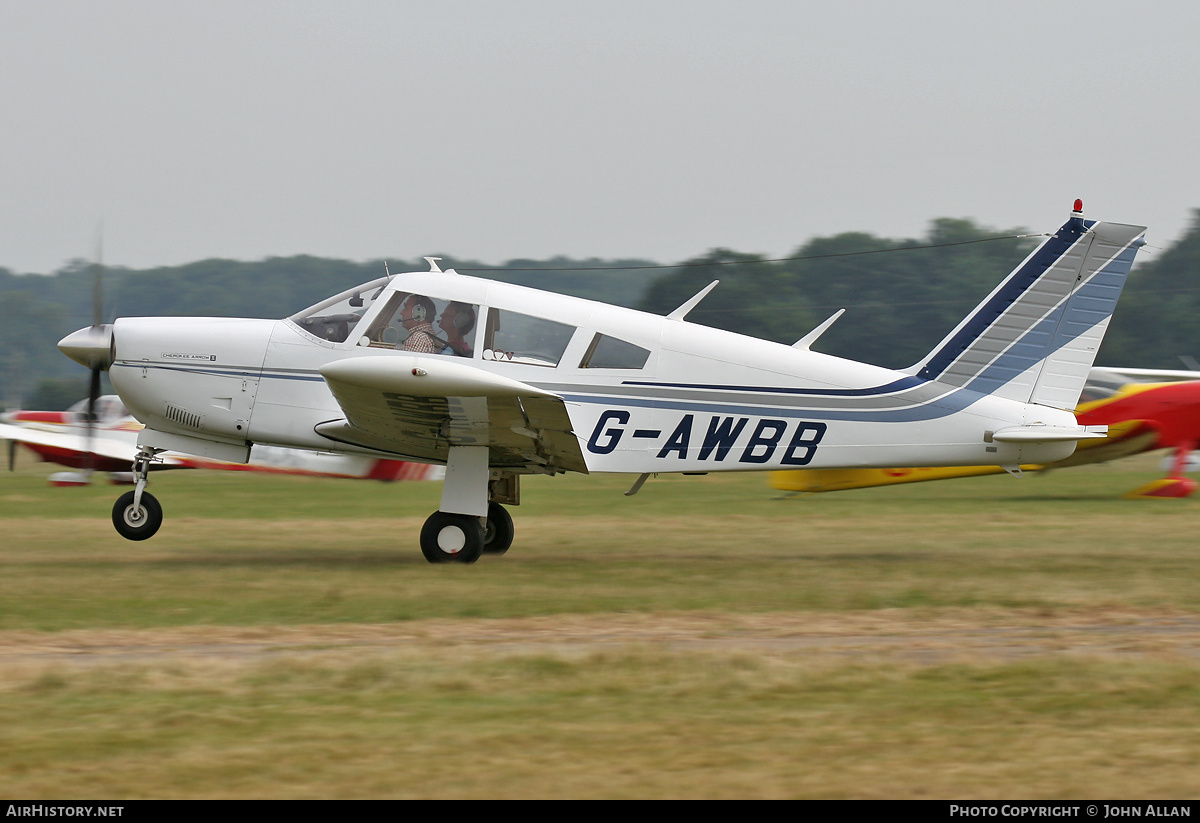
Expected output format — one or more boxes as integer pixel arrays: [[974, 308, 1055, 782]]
[[6, 439, 15, 472], [85, 224, 106, 476], [86, 368, 101, 473], [92, 227, 104, 326]]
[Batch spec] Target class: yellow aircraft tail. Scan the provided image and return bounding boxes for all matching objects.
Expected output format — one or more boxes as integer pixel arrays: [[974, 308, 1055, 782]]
[[769, 464, 1025, 493]]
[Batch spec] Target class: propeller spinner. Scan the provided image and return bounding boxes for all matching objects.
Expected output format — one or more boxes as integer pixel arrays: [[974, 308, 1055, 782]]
[[57, 323, 114, 371]]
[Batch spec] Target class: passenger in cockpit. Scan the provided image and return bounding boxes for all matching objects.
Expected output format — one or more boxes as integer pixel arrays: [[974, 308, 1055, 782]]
[[437, 301, 475, 358], [398, 295, 440, 353]]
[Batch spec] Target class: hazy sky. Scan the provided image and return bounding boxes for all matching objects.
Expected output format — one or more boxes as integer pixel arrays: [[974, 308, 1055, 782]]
[[2, 0, 1196, 274]]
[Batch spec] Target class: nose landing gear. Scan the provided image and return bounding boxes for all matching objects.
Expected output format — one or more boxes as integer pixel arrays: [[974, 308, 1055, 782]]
[[112, 446, 164, 541]]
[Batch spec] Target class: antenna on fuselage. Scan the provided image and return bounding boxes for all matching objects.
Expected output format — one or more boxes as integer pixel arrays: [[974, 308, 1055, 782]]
[[667, 280, 719, 321], [424, 257, 443, 273], [793, 309, 846, 350]]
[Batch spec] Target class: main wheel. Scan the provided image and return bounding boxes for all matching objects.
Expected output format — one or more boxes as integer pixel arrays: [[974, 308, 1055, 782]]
[[483, 502, 514, 555], [420, 512, 484, 564], [112, 490, 163, 541]]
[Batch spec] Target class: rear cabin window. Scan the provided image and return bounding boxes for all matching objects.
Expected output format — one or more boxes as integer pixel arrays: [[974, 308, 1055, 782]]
[[579, 333, 650, 369], [482, 310, 575, 367]]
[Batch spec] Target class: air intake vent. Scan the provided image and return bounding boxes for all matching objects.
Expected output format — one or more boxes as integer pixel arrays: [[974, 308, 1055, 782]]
[[164, 403, 202, 430]]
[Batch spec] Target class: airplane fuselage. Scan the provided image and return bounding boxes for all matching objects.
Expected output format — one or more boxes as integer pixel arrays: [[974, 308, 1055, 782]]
[[108, 271, 1079, 475]]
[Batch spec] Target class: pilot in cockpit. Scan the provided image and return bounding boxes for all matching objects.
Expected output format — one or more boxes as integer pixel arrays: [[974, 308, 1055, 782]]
[[437, 301, 475, 358], [398, 295, 440, 353]]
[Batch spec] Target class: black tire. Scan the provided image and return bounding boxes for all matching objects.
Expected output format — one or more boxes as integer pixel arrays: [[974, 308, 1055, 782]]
[[112, 490, 163, 541], [483, 502, 514, 555], [420, 511, 484, 564]]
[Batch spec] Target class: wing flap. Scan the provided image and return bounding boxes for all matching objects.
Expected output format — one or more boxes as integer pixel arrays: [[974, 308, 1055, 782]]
[[318, 356, 588, 474]]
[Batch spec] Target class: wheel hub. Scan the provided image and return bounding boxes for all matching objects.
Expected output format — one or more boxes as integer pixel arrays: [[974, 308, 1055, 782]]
[[436, 525, 466, 554]]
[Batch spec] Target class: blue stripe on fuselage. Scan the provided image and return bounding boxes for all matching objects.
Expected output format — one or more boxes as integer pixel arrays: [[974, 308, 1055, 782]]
[[112, 362, 325, 382], [559, 383, 985, 424], [620, 375, 924, 397]]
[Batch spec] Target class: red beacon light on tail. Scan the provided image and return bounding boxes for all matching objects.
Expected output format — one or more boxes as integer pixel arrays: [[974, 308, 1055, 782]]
[[1067, 199, 1087, 232]]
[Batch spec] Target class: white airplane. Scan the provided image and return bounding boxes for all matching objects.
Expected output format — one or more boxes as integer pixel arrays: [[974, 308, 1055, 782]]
[[1, 395, 443, 485], [57, 201, 1147, 563]]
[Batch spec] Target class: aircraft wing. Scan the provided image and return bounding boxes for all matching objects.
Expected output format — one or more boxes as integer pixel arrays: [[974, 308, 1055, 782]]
[[1091, 367, 1200, 384], [315, 355, 589, 474], [0, 421, 188, 469]]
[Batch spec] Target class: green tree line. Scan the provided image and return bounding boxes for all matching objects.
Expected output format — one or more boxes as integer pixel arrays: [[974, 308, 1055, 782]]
[[3, 213, 1196, 409], [639, 213, 1200, 371]]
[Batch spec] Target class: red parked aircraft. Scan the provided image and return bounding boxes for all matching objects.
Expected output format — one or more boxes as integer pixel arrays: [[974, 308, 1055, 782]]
[[770, 368, 1200, 499], [2, 395, 441, 485]]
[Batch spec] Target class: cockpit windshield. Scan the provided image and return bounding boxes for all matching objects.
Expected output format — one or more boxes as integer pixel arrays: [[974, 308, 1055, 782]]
[[289, 277, 391, 343]]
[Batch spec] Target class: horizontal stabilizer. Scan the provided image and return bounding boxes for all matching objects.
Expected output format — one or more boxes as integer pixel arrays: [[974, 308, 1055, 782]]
[[990, 424, 1107, 443]]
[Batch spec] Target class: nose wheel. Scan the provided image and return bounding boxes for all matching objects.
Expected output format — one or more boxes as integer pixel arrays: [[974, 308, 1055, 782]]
[[112, 490, 163, 540]]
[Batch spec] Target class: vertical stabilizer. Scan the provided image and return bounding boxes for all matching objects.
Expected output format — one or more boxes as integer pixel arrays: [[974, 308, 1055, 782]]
[[911, 202, 1146, 409]]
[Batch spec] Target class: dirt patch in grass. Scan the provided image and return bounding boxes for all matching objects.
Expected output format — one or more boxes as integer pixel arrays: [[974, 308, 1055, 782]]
[[1, 607, 1198, 672], [4, 608, 1200, 798]]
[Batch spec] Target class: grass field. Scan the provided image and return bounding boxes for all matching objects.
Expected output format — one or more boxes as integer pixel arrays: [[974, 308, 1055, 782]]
[[2, 449, 1199, 798]]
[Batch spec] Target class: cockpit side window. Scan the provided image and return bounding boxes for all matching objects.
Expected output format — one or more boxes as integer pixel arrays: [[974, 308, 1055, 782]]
[[482, 310, 575, 367], [290, 277, 390, 343], [579, 333, 651, 369], [357, 293, 480, 358]]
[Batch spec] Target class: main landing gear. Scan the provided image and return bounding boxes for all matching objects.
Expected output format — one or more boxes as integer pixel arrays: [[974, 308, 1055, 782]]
[[420, 512, 484, 563], [111, 447, 164, 541], [483, 501, 514, 555], [419, 502, 515, 564], [419, 455, 519, 564]]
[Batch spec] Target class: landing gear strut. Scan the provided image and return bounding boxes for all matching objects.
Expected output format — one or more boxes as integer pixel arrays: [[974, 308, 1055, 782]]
[[112, 447, 163, 541]]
